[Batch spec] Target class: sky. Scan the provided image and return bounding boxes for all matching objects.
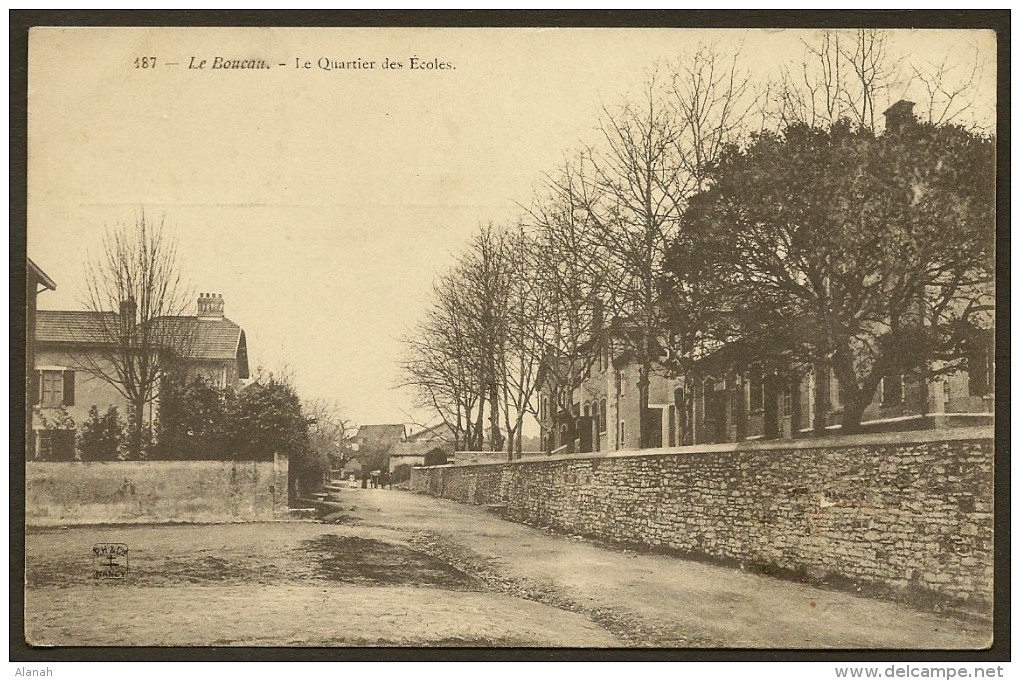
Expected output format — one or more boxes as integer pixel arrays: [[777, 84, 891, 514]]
[[27, 27, 996, 428]]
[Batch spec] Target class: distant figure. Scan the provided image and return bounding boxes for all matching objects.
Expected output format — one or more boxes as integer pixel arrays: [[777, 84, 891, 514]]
[[380, 471, 390, 489]]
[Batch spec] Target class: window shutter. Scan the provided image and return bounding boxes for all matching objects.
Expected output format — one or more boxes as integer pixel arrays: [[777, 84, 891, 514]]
[[63, 370, 75, 406], [29, 371, 40, 405]]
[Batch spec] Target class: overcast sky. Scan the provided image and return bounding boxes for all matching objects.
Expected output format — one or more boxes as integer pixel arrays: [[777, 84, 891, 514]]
[[27, 27, 996, 428]]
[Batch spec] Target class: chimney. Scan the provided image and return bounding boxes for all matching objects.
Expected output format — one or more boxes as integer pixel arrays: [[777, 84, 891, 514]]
[[883, 100, 916, 134], [197, 292, 225, 320]]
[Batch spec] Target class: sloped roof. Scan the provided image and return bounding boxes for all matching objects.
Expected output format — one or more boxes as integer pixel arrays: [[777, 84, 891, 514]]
[[36, 310, 117, 344], [150, 316, 245, 361], [356, 424, 406, 446], [405, 422, 451, 443], [36, 311, 247, 376], [28, 258, 57, 290]]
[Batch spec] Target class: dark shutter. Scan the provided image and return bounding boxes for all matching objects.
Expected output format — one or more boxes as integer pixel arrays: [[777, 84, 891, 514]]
[[29, 371, 40, 405], [63, 370, 75, 406]]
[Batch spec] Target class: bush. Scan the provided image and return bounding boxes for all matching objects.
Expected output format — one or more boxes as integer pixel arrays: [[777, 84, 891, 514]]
[[155, 377, 231, 460], [225, 378, 308, 461], [77, 406, 125, 462], [391, 464, 413, 484]]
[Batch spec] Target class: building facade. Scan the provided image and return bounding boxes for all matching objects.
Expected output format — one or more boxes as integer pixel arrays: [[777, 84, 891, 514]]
[[30, 293, 250, 460], [537, 330, 994, 455], [26, 258, 57, 452]]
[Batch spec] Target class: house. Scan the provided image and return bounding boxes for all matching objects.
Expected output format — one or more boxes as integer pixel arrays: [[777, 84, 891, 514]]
[[536, 329, 686, 454], [537, 314, 993, 454], [388, 442, 450, 473], [347, 423, 407, 472], [388, 423, 454, 473], [351, 424, 407, 452], [30, 292, 250, 460], [26, 258, 57, 451], [153, 293, 250, 390]]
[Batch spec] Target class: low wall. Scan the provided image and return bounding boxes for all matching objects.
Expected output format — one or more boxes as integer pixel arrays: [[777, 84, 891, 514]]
[[412, 428, 994, 610], [26, 458, 289, 525]]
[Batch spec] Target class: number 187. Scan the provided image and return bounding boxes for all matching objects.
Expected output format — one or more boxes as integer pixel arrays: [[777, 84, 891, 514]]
[[134, 57, 156, 69]]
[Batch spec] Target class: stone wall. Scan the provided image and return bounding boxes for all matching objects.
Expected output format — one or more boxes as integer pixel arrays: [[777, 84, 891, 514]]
[[27, 457, 289, 525], [411, 427, 994, 610]]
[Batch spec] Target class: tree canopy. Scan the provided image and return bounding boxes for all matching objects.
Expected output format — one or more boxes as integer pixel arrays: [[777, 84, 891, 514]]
[[666, 118, 994, 431]]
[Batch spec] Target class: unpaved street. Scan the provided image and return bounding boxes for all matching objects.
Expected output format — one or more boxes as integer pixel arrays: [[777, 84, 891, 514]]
[[25, 488, 989, 648]]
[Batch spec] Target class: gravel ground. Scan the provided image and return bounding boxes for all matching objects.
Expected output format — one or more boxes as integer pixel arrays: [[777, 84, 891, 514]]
[[26, 585, 619, 647], [25, 522, 619, 647], [24, 488, 991, 649], [337, 489, 991, 649]]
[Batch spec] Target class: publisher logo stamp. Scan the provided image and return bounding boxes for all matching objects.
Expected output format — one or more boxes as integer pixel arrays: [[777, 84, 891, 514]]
[[93, 543, 128, 579]]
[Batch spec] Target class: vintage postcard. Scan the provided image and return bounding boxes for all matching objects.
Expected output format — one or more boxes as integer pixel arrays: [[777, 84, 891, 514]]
[[22, 23, 999, 655]]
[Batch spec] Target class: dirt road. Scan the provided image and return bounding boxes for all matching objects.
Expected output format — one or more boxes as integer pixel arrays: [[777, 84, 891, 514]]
[[24, 488, 990, 648]]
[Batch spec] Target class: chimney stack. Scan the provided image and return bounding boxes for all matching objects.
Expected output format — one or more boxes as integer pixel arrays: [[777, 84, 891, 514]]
[[883, 100, 916, 134], [197, 293, 225, 320]]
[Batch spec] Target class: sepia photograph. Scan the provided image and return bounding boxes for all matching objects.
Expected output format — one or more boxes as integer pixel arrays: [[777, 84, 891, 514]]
[[16, 16, 1002, 659]]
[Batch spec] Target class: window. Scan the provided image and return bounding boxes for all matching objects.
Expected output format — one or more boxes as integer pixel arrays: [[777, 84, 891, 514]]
[[749, 373, 764, 412], [599, 398, 607, 432], [619, 420, 626, 445], [881, 374, 904, 406], [619, 371, 626, 397], [39, 370, 74, 407], [583, 403, 591, 417], [824, 368, 845, 410], [36, 429, 76, 461]]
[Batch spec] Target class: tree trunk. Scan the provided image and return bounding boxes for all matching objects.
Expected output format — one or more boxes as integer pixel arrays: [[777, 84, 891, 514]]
[[638, 361, 651, 449], [830, 349, 880, 437], [488, 382, 503, 452], [473, 388, 485, 450], [840, 396, 868, 435], [129, 396, 147, 460], [812, 363, 829, 436]]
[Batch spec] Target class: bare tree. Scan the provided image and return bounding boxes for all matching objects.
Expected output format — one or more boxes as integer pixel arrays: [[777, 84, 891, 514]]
[[770, 29, 991, 133], [400, 269, 485, 451], [569, 48, 755, 448], [303, 398, 356, 473], [525, 156, 606, 450], [458, 224, 513, 452], [771, 30, 903, 130], [401, 222, 552, 458], [908, 45, 989, 130], [75, 213, 193, 458], [497, 224, 553, 457]]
